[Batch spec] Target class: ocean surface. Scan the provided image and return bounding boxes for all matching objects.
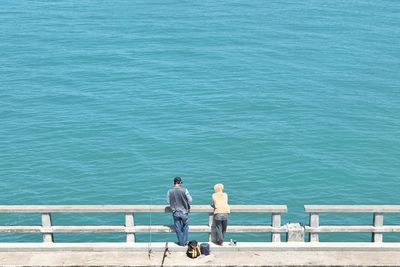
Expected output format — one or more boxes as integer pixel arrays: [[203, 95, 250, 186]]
[[0, 0, 399, 243]]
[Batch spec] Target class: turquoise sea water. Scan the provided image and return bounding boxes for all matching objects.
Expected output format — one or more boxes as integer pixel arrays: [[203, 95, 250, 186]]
[[1, 0, 399, 242]]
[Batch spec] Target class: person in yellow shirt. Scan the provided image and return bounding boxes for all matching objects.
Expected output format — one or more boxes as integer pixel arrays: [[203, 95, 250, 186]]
[[211, 183, 230, 245]]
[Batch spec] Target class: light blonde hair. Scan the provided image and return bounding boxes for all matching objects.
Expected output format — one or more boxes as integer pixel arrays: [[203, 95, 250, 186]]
[[214, 183, 224, 193]]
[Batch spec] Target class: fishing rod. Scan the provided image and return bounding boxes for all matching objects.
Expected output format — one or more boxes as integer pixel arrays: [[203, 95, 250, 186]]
[[148, 197, 153, 259], [161, 241, 170, 267]]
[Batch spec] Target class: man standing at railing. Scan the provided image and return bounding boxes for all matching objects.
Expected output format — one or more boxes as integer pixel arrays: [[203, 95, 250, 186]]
[[166, 176, 192, 246]]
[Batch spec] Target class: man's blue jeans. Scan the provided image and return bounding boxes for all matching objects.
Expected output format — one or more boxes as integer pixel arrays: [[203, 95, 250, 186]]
[[173, 211, 189, 246]]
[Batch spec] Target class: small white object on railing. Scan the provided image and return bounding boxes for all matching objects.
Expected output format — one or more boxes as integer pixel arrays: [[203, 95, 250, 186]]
[[286, 223, 304, 242]]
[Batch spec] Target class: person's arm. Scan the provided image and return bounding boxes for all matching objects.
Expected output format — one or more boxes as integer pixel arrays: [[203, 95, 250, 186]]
[[185, 189, 192, 202], [166, 190, 170, 204], [210, 195, 215, 208]]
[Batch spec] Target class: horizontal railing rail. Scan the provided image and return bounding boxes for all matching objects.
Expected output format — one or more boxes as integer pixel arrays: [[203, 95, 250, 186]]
[[0, 205, 287, 213], [0, 205, 288, 243], [304, 205, 400, 243]]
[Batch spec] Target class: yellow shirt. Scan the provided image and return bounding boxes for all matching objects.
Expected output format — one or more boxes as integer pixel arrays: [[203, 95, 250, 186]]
[[212, 192, 230, 214]]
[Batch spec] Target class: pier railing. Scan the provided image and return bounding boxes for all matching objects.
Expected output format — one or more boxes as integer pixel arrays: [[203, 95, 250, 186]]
[[0, 205, 288, 243], [305, 205, 400, 242], [3, 205, 398, 244]]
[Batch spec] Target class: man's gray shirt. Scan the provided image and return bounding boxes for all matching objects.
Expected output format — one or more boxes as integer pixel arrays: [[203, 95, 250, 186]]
[[167, 186, 192, 213]]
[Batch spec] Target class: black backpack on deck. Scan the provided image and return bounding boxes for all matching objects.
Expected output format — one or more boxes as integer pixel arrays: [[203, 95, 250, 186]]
[[186, 240, 201, 258]]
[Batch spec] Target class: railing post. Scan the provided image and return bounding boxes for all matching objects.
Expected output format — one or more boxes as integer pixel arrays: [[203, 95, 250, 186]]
[[373, 212, 384, 243], [41, 213, 53, 243], [309, 213, 319, 242], [125, 213, 135, 242], [271, 213, 281, 242], [208, 213, 214, 242]]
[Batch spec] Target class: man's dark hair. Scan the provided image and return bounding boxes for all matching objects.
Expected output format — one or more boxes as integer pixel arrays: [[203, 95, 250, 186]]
[[173, 177, 182, 185]]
